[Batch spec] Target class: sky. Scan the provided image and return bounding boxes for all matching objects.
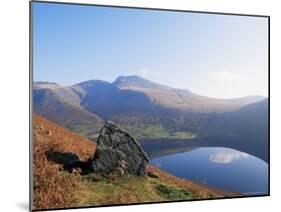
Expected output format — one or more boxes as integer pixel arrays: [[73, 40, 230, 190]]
[[33, 2, 268, 99]]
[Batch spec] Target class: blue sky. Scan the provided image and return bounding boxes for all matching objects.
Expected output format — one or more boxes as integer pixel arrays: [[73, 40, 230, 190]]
[[33, 2, 268, 98]]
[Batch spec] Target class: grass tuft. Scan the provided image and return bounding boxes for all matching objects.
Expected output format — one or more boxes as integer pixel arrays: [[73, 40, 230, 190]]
[[155, 184, 193, 200]]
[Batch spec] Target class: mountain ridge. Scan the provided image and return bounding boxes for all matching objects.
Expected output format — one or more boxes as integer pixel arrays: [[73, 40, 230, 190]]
[[35, 75, 266, 104], [33, 75, 267, 132]]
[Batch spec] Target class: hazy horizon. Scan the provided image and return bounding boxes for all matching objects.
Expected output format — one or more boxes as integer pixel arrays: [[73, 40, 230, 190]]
[[33, 2, 268, 99]]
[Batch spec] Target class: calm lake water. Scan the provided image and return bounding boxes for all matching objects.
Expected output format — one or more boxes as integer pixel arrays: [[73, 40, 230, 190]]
[[148, 146, 268, 194]]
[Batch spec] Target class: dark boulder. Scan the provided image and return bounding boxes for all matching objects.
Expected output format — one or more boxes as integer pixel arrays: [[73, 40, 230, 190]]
[[91, 121, 149, 176]]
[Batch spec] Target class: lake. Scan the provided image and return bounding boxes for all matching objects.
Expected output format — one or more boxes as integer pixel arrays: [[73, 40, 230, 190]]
[[141, 139, 268, 195]]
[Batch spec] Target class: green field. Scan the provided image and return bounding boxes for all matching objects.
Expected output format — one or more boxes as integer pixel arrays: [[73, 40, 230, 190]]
[[66, 123, 103, 141], [121, 124, 197, 140], [67, 123, 197, 141]]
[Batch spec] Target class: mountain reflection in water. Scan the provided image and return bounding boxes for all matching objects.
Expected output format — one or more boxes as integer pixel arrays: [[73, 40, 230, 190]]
[[141, 136, 268, 163], [141, 138, 268, 194]]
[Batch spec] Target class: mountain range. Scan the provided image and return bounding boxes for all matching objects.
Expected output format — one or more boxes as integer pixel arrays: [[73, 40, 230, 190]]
[[33, 75, 266, 132]]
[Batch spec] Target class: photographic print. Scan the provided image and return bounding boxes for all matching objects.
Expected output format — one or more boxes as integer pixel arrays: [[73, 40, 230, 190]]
[[31, 1, 269, 211]]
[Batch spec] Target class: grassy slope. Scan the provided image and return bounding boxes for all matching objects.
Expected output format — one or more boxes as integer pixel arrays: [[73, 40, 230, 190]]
[[73, 166, 234, 207], [33, 114, 96, 210], [33, 114, 236, 210]]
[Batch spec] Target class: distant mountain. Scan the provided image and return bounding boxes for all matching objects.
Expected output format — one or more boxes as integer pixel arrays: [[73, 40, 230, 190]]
[[224, 95, 266, 105], [33, 75, 266, 132], [33, 82, 103, 126], [201, 99, 268, 136], [113, 75, 265, 113], [201, 99, 269, 161]]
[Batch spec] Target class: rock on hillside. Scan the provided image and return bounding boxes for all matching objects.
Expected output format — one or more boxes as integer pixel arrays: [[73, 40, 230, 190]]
[[32, 113, 235, 209], [91, 121, 149, 176]]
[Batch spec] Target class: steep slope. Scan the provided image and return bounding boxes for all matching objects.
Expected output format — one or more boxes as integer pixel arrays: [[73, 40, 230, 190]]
[[72, 79, 157, 121], [201, 99, 268, 137], [32, 114, 234, 210], [200, 99, 269, 161], [33, 82, 103, 126], [32, 113, 97, 210]]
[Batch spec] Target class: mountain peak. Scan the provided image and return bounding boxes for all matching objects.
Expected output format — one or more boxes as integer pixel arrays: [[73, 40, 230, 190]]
[[75, 79, 110, 88], [115, 75, 145, 81], [113, 75, 172, 90], [35, 81, 58, 85], [34, 81, 60, 90]]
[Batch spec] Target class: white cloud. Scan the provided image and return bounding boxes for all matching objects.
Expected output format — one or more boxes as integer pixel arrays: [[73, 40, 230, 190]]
[[209, 152, 249, 164], [140, 68, 159, 78], [208, 71, 244, 81]]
